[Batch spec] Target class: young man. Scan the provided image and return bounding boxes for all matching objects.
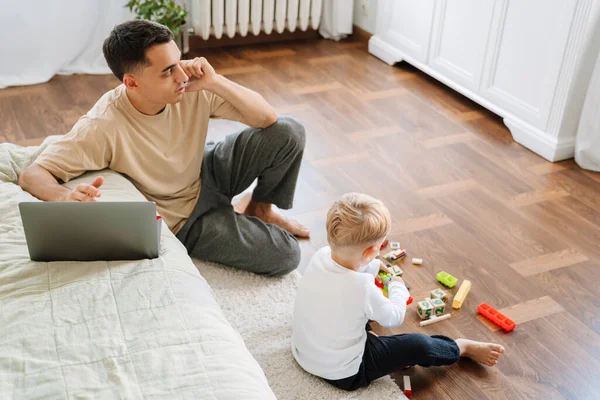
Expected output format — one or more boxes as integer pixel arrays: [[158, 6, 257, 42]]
[[18, 20, 309, 276]]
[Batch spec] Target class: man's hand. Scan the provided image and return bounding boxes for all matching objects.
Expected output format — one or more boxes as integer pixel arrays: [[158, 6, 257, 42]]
[[64, 176, 104, 202], [179, 57, 218, 92]]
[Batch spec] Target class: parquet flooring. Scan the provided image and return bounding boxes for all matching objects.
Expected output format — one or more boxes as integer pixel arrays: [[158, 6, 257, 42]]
[[2, 37, 599, 399]]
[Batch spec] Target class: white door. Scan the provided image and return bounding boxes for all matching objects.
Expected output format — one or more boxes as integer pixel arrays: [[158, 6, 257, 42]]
[[428, 0, 495, 92], [481, 0, 579, 130], [377, 0, 436, 64]]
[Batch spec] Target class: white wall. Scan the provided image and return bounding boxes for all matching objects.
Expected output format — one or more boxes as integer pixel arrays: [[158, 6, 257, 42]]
[[353, 0, 379, 34]]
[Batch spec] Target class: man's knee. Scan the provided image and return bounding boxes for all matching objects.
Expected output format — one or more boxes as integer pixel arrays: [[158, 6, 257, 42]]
[[272, 116, 306, 150], [264, 238, 301, 277]]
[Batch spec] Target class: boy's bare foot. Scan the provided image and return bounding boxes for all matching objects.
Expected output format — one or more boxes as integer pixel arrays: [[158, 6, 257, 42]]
[[456, 339, 505, 367], [235, 194, 310, 238]]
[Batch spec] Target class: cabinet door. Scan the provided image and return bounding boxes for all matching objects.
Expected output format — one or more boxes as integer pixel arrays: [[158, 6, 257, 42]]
[[428, 0, 495, 92], [378, 0, 436, 63], [481, 0, 580, 129]]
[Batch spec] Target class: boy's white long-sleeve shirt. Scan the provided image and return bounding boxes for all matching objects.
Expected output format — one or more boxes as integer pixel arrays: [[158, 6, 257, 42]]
[[291, 246, 410, 380]]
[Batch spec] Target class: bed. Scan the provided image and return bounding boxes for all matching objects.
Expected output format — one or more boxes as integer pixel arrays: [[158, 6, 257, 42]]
[[0, 138, 276, 399]]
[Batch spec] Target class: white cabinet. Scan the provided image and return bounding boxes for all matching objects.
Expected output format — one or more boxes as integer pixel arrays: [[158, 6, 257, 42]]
[[429, 0, 495, 92], [369, 0, 600, 162], [377, 0, 436, 64]]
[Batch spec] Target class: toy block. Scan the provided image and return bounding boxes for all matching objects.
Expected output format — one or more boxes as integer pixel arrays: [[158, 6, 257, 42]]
[[378, 270, 392, 282], [452, 280, 472, 309], [436, 271, 458, 288], [380, 239, 389, 251], [390, 265, 403, 277], [383, 249, 406, 261], [416, 300, 433, 320], [477, 303, 516, 332], [407, 295, 413, 305], [419, 313, 451, 327], [403, 376, 412, 398], [391, 241, 401, 249], [430, 288, 449, 303], [429, 298, 446, 315], [412, 258, 423, 265], [374, 276, 384, 289]]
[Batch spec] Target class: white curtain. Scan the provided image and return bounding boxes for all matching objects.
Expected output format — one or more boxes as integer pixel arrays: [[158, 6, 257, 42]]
[[575, 48, 600, 172], [319, 0, 353, 41], [0, 0, 133, 89]]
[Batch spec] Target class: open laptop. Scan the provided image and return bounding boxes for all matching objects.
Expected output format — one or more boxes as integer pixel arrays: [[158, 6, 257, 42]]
[[19, 202, 161, 261]]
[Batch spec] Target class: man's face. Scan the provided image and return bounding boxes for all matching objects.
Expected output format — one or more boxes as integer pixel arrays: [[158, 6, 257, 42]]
[[128, 40, 189, 105]]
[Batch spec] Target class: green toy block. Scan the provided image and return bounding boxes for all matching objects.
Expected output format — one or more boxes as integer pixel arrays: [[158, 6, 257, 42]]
[[429, 298, 446, 315], [430, 288, 449, 303], [436, 271, 458, 288]]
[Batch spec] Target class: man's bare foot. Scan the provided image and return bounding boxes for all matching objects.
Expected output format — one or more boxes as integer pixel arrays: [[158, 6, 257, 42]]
[[456, 339, 505, 367], [239, 196, 310, 238]]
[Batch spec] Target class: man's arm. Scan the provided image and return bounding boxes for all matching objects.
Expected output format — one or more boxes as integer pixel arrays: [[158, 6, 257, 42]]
[[208, 75, 278, 128], [18, 163, 103, 202], [179, 57, 278, 128]]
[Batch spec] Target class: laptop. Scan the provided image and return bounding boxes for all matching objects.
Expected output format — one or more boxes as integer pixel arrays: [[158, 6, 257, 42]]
[[19, 201, 161, 262]]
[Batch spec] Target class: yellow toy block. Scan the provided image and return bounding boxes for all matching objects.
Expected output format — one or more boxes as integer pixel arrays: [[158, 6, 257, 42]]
[[452, 280, 472, 309]]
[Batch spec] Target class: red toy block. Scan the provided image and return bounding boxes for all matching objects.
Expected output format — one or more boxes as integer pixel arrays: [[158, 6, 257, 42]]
[[380, 239, 389, 251], [477, 303, 516, 332], [407, 295, 413, 305], [374, 277, 384, 289]]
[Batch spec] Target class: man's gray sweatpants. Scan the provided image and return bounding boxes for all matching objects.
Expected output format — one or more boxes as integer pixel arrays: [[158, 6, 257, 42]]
[[176, 116, 305, 276]]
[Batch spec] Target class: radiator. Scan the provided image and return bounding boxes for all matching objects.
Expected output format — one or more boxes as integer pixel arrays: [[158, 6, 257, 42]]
[[189, 0, 323, 40]]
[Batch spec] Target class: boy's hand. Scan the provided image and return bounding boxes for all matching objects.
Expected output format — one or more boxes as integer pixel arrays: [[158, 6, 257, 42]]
[[379, 260, 392, 274], [390, 275, 405, 285]]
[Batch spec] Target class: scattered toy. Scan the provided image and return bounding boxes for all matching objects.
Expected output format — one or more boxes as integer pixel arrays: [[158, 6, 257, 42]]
[[436, 271, 457, 288], [416, 299, 434, 320], [390, 265, 403, 277], [452, 280, 471, 309], [383, 249, 406, 261], [419, 313, 451, 327], [477, 303, 516, 332], [429, 297, 446, 316], [411, 258, 423, 265], [390, 241, 401, 249], [403, 375, 412, 398], [430, 288, 449, 303]]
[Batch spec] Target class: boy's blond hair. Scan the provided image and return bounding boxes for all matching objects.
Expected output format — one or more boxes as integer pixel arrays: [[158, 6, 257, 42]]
[[326, 193, 391, 249]]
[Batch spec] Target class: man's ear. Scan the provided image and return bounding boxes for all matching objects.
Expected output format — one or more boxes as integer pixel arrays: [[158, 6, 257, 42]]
[[123, 73, 138, 90]]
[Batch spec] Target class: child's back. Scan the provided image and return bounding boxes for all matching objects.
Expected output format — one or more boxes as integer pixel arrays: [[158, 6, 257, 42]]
[[292, 246, 405, 380]]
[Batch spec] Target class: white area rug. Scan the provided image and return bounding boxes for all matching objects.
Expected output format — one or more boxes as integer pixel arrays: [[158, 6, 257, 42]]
[[193, 259, 407, 400]]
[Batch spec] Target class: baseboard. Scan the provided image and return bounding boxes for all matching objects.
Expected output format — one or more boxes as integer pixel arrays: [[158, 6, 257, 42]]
[[504, 118, 575, 162], [352, 25, 373, 44], [368, 35, 404, 65]]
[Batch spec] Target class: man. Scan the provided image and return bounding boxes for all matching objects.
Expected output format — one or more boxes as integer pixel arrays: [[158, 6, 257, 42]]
[[18, 20, 309, 275]]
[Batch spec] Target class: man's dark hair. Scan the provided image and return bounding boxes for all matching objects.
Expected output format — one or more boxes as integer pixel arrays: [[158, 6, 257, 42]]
[[103, 20, 174, 81]]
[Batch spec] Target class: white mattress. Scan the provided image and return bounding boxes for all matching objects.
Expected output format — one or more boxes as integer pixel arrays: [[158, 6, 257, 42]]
[[0, 169, 275, 399]]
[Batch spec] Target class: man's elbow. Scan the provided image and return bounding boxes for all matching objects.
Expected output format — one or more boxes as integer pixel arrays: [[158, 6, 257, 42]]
[[18, 165, 33, 190]]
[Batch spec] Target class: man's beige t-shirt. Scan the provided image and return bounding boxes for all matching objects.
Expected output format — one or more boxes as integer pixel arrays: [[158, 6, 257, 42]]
[[35, 84, 242, 234]]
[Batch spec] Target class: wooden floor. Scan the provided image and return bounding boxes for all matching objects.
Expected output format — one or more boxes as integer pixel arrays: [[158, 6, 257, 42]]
[[2, 38, 600, 399]]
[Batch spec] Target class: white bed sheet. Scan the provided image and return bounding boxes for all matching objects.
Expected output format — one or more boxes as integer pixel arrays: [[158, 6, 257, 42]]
[[0, 168, 275, 399]]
